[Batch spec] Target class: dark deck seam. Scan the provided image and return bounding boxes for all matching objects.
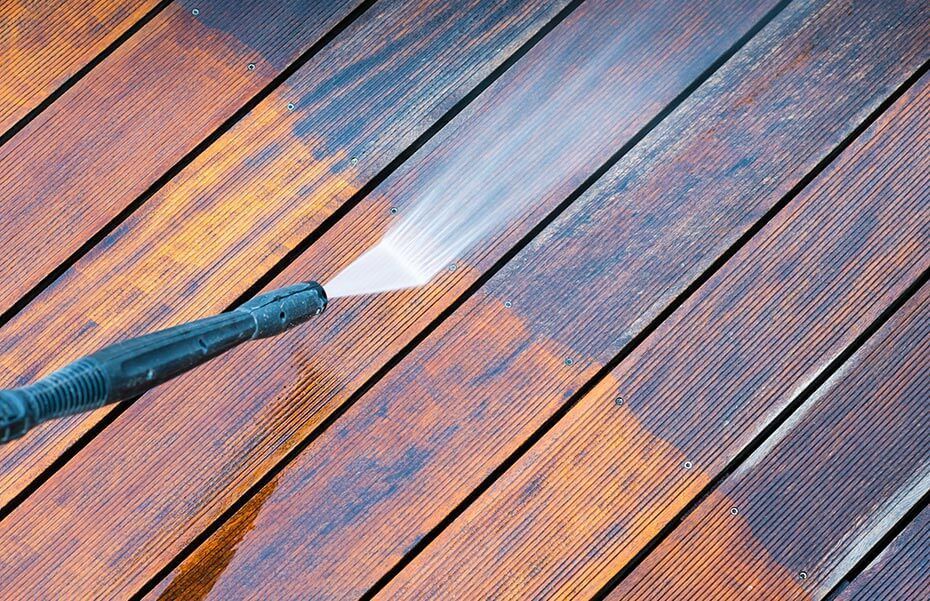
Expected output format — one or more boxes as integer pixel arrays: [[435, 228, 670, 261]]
[[591, 61, 930, 600], [0, 0, 379, 521], [0, 0, 174, 150], [823, 487, 930, 600]]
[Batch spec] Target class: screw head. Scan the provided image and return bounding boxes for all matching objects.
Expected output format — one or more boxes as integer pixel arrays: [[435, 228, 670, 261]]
[[286, 103, 295, 111], [247, 63, 256, 71], [191, 8, 200, 16], [614, 396, 624, 406], [389, 207, 398, 215], [564, 358, 574, 366], [798, 571, 808, 580], [350, 156, 359, 165], [730, 507, 739, 516], [448, 263, 457, 272], [504, 300, 512, 308], [683, 460, 693, 470]]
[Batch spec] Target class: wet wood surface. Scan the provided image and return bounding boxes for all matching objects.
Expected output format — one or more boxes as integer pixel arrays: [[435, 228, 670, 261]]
[[0, 0, 572, 508], [0, 0, 161, 135], [0, 0, 785, 596], [0, 0, 361, 315], [614, 281, 929, 600], [834, 505, 930, 601], [0, 0, 926, 598], [144, 1, 925, 598], [381, 68, 930, 600]]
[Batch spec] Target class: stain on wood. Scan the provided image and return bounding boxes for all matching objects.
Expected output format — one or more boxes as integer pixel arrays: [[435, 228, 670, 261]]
[[614, 282, 929, 599], [0, 0, 790, 597], [0, 0, 161, 134], [123, 1, 929, 598], [0, 0, 361, 315], [380, 68, 930, 600], [834, 504, 930, 601], [0, 0, 573, 508]]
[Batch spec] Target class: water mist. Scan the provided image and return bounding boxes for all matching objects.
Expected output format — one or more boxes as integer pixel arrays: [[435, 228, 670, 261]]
[[326, 28, 635, 300]]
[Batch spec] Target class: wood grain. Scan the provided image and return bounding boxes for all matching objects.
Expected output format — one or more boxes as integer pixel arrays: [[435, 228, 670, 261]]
[[132, 1, 930, 598], [834, 505, 930, 601], [0, 0, 786, 598], [614, 280, 929, 600], [0, 0, 574, 507], [0, 0, 161, 135], [0, 0, 362, 315], [381, 68, 930, 599]]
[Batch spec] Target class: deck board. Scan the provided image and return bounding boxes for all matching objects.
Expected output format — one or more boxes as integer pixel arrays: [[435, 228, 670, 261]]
[[0, 0, 572, 509], [613, 280, 929, 599], [0, 0, 161, 135], [142, 0, 928, 597], [0, 0, 361, 316], [0, 0, 785, 597], [834, 504, 930, 600], [378, 67, 930, 599], [0, 0, 925, 598]]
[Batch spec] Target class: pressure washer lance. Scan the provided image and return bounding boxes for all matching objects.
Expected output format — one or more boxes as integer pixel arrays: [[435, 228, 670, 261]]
[[0, 282, 327, 444]]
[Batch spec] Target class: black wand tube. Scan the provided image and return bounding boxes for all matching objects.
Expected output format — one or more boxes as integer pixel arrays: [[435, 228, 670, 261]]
[[0, 282, 327, 444]]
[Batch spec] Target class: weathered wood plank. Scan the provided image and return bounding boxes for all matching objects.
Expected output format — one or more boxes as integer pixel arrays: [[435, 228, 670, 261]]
[[0, 0, 362, 314], [0, 0, 576, 505], [135, 1, 930, 598], [0, 0, 161, 135], [834, 505, 930, 601], [0, 0, 785, 598], [613, 280, 929, 600], [380, 68, 930, 599]]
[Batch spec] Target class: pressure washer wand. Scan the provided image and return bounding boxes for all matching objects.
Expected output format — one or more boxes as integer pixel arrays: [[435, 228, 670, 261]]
[[0, 282, 328, 444]]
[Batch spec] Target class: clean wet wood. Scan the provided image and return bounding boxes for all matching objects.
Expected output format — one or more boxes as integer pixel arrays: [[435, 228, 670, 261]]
[[0, 0, 925, 598], [614, 282, 929, 600], [145, 1, 928, 598], [381, 68, 930, 599], [0, 0, 785, 597]]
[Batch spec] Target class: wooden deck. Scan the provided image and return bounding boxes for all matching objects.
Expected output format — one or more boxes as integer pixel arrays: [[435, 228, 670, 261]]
[[0, 1, 926, 598]]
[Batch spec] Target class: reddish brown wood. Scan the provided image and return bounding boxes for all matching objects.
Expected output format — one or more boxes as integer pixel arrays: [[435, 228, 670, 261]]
[[0, 0, 361, 314], [0, 0, 161, 134], [834, 505, 930, 601], [613, 282, 929, 600], [134, 2, 929, 598], [0, 0, 788, 597], [0, 0, 574, 506], [380, 69, 930, 599], [125, 5, 926, 597]]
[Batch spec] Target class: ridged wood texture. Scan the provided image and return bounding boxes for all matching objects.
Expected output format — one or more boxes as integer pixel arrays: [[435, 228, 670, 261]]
[[834, 505, 930, 601], [147, 0, 929, 598], [0, 0, 574, 508], [0, 0, 361, 314], [0, 0, 160, 134], [0, 0, 784, 598], [382, 67, 930, 600], [613, 280, 929, 600]]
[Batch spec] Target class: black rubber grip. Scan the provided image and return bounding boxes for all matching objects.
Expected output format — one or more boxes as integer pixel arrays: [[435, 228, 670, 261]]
[[0, 282, 327, 443]]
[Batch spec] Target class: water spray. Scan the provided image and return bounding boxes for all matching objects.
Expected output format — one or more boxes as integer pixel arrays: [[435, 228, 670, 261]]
[[0, 283, 327, 443]]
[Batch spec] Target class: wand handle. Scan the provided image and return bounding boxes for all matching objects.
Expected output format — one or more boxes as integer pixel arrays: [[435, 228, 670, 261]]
[[0, 282, 327, 444]]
